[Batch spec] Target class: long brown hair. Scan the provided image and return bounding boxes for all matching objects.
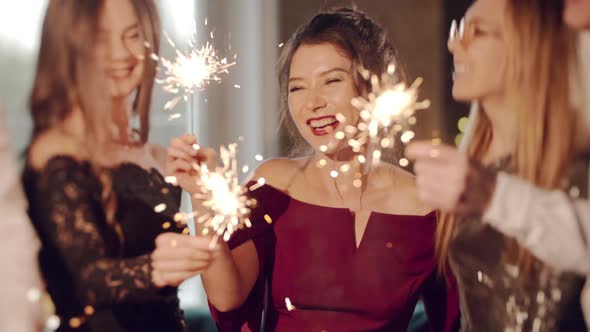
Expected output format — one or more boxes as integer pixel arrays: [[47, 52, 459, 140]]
[[436, 0, 578, 275], [28, 0, 161, 244], [277, 7, 404, 154]]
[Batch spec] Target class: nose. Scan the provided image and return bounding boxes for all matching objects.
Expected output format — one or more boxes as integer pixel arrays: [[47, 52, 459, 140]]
[[305, 88, 327, 112], [447, 32, 464, 56]]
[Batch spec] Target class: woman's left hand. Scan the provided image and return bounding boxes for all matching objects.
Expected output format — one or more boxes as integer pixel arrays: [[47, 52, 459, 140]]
[[405, 141, 497, 218]]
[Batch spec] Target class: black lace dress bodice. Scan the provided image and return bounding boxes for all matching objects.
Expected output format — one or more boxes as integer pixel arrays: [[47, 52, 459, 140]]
[[23, 156, 186, 332]]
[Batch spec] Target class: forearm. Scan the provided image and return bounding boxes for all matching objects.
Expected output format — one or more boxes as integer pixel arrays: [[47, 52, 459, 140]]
[[483, 172, 590, 274], [201, 244, 254, 312]]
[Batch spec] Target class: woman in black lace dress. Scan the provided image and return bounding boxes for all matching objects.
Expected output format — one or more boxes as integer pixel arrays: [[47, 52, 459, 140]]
[[23, 1, 215, 331]]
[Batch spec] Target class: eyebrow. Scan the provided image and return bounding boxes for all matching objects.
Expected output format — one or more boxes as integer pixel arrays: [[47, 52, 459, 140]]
[[288, 67, 349, 83]]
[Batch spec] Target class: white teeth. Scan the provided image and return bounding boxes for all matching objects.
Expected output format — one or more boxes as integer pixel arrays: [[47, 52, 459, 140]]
[[310, 117, 338, 129]]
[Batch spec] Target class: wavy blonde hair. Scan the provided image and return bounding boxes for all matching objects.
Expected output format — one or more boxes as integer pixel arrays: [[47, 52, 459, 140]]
[[436, 0, 578, 276]]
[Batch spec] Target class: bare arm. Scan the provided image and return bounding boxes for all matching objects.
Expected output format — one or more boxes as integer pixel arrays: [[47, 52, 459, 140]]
[[167, 134, 262, 312]]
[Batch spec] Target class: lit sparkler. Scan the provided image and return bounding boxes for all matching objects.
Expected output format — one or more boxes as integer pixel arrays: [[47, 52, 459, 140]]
[[326, 64, 429, 178], [148, 21, 237, 133], [350, 64, 429, 165], [192, 143, 261, 245]]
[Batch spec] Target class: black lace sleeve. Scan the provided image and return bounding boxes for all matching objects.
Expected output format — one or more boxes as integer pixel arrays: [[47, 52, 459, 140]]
[[26, 156, 162, 308]]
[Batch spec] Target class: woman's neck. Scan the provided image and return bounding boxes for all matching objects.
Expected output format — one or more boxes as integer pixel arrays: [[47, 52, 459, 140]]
[[480, 96, 515, 164], [306, 150, 364, 209]]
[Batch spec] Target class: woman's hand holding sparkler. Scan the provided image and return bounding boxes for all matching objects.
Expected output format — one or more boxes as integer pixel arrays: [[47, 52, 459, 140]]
[[406, 141, 497, 218], [151, 232, 220, 288], [166, 134, 217, 194]]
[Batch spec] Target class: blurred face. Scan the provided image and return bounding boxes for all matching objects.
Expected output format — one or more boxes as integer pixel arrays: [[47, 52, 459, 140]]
[[287, 43, 360, 154], [564, 0, 590, 30], [98, 0, 145, 99], [448, 0, 507, 103]]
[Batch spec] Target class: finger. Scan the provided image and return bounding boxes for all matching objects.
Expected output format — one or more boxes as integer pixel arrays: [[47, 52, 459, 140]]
[[180, 134, 198, 146], [152, 257, 213, 273], [161, 271, 205, 286], [170, 159, 196, 173], [168, 146, 196, 162], [155, 232, 194, 248], [153, 247, 213, 262], [171, 137, 199, 157], [194, 148, 217, 166], [187, 236, 221, 251]]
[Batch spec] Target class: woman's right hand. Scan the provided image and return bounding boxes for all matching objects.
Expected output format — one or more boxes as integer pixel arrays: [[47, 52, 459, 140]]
[[166, 134, 217, 194], [151, 232, 220, 288]]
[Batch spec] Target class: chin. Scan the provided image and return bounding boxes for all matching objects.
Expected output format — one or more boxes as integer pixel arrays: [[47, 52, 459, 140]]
[[451, 86, 477, 103], [111, 82, 137, 99], [564, 10, 590, 30]]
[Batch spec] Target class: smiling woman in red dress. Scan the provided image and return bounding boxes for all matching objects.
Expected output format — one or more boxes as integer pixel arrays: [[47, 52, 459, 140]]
[[165, 7, 460, 332]]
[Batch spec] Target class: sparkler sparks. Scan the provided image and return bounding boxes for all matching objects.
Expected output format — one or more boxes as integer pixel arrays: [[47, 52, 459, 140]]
[[348, 64, 430, 166], [321, 64, 429, 179], [193, 144, 259, 244], [149, 23, 237, 112]]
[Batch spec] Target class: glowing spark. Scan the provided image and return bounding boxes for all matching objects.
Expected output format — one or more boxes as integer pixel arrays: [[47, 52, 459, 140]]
[[285, 297, 296, 311], [242, 165, 249, 173], [399, 158, 409, 167], [353, 179, 363, 188], [46, 316, 60, 330], [165, 176, 178, 186], [192, 144, 201, 150], [162, 222, 171, 229], [193, 144, 259, 243], [344, 64, 429, 171], [255, 154, 263, 161], [278, 42, 285, 48], [340, 164, 351, 173], [249, 177, 266, 191], [26, 288, 41, 303], [234, 84, 241, 88], [264, 214, 273, 224], [168, 113, 181, 121], [151, 27, 236, 112], [154, 203, 167, 213], [84, 306, 95, 316], [69, 318, 82, 328], [319, 145, 328, 153], [330, 170, 339, 178], [400, 131, 415, 143]]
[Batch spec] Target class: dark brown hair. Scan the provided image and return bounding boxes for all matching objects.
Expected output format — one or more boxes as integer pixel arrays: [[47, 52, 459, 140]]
[[277, 7, 404, 153]]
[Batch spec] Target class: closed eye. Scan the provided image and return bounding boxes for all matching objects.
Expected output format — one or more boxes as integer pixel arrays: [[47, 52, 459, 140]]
[[325, 78, 342, 85], [289, 86, 303, 93]]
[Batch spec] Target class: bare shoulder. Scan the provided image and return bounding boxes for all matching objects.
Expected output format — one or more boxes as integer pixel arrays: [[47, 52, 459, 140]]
[[28, 130, 88, 171], [247, 157, 307, 191], [373, 163, 432, 216]]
